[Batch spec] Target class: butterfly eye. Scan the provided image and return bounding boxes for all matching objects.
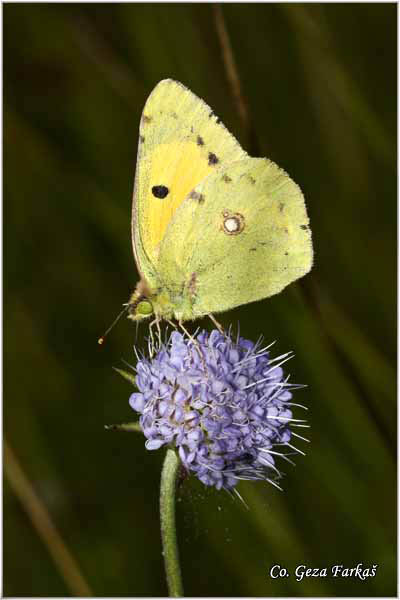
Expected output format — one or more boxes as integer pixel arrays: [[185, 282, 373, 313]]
[[136, 300, 153, 316]]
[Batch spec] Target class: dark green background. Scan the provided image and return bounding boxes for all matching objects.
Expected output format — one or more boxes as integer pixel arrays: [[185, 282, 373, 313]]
[[4, 3, 396, 597]]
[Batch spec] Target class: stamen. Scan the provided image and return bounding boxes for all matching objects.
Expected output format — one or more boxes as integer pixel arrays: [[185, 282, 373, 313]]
[[266, 478, 283, 492], [292, 432, 311, 443]]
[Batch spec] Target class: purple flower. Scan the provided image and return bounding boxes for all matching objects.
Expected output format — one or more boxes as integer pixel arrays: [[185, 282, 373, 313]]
[[129, 329, 308, 491]]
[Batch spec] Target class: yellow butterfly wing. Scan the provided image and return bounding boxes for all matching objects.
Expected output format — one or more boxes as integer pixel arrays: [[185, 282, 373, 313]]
[[131, 79, 247, 287], [157, 158, 313, 318]]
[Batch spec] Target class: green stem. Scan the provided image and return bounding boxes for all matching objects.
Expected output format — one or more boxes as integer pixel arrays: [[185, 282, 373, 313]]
[[160, 449, 184, 597]]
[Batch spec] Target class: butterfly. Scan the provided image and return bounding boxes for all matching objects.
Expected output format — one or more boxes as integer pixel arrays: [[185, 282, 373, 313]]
[[127, 79, 313, 329]]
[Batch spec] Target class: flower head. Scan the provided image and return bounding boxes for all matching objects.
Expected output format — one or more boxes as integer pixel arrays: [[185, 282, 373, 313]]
[[129, 329, 307, 491]]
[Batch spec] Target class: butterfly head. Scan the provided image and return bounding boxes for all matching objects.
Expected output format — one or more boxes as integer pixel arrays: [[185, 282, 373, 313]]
[[126, 279, 154, 321], [128, 297, 153, 321]]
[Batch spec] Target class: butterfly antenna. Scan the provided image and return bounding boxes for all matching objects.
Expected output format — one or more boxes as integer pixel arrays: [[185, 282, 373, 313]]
[[98, 304, 129, 345]]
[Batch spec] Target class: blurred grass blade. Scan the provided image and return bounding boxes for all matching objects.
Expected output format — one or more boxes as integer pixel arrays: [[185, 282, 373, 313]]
[[285, 5, 395, 167], [213, 5, 249, 132], [316, 289, 396, 450], [4, 440, 92, 597]]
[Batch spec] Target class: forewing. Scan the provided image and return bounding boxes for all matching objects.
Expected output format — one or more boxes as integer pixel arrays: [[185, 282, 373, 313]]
[[131, 79, 247, 284]]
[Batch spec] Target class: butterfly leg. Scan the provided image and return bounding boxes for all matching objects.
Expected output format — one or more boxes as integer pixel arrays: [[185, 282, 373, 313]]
[[178, 320, 207, 373], [178, 320, 197, 345], [148, 317, 162, 356], [148, 319, 156, 356], [166, 319, 178, 331], [208, 313, 225, 334], [155, 316, 162, 345]]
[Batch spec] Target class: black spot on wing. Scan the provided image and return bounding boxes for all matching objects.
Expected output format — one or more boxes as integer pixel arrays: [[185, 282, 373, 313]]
[[197, 135, 204, 146], [142, 115, 152, 124], [139, 135, 145, 143], [189, 190, 205, 204], [300, 224, 309, 230], [188, 272, 197, 297], [208, 152, 219, 166], [152, 185, 169, 199], [222, 174, 232, 183]]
